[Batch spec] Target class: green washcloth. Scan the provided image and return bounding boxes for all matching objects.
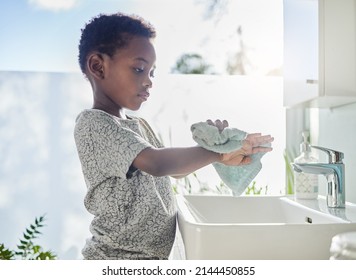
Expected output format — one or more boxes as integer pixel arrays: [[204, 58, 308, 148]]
[[191, 122, 268, 196]]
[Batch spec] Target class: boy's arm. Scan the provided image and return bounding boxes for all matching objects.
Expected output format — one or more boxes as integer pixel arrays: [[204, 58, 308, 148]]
[[132, 133, 273, 178], [132, 146, 221, 178]]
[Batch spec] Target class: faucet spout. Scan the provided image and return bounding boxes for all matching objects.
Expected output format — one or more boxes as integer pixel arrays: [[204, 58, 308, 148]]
[[292, 162, 345, 208]]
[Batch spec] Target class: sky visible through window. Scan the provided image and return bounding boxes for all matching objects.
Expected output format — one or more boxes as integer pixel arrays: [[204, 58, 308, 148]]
[[0, 0, 283, 75]]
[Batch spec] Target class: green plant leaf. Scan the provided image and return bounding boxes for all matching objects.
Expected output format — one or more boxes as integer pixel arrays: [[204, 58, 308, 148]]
[[284, 149, 296, 195], [35, 249, 56, 260], [23, 233, 31, 240], [38, 216, 45, 224], [32, 245, 41, 254], [0, 243, 14, 260], [10, 214, 56, 260]]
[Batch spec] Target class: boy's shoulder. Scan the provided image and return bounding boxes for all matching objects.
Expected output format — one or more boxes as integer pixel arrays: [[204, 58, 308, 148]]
[[75, 109, 145, 131], [76, 109, 122, 125], [74, 109, 116, 133], [76, 108, 111, 120]]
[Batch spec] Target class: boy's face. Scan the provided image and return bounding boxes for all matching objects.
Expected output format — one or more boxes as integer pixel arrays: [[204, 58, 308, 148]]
[[94, 36, 156, 113]]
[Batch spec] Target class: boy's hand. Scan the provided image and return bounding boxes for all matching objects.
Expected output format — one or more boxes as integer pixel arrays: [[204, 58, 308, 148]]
[[220, 133, 274, 166], [206, 119, 274, 166], [206, 119, 229, 133]]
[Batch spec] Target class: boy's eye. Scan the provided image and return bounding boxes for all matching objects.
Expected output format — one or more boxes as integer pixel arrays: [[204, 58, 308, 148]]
[[133, 67, 155, 78], [134, 67, 144, 73]]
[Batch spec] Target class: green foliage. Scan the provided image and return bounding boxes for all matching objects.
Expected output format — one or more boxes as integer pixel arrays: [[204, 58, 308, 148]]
[[173, 172, 267, 196], [0, 243, 14, 260], [172, 172, 202, 194], [172, 172, 231, 195], [171, 53, 213, 74], [244, 181, 268, 195], [0, 215, 56, 260], [284, 149, 296, 195], [214, 181, 232, 194]]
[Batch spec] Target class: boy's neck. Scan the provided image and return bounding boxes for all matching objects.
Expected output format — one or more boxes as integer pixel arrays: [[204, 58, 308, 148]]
[[92, 104, 127, 119]]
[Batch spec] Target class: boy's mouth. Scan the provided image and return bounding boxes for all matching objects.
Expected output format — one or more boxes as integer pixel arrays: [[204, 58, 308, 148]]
[[138, 91, 150, 101]]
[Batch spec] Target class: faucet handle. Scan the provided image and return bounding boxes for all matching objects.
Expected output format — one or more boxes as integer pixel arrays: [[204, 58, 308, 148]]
[[311, 145, 344, 163]]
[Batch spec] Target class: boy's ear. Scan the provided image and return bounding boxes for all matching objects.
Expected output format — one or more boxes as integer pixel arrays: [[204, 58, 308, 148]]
[[87, 53, 105, 79]]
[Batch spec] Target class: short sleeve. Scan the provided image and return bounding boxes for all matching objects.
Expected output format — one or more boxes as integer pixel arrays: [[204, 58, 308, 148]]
[[75, 111, 152, 180]]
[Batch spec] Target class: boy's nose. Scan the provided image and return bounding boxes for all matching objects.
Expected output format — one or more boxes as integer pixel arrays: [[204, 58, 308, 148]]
[[143, 77, 152, 88]]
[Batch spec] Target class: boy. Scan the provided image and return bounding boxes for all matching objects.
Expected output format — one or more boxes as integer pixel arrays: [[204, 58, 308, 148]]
[[74, 12, 273, 259]]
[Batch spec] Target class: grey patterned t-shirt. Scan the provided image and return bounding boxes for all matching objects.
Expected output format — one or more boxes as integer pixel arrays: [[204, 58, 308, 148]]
[[74, 109, 177, 260]]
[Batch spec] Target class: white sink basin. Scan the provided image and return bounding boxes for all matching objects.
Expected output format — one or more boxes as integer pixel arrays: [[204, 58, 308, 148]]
[[176, 195, 356, 259]]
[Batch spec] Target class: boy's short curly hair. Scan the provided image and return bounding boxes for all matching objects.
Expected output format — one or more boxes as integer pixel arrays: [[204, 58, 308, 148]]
[[78, 12, 156, 73]]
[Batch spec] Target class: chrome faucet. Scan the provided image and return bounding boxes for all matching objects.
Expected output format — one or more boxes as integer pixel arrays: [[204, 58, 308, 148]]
[[292, 146, 345, 208]]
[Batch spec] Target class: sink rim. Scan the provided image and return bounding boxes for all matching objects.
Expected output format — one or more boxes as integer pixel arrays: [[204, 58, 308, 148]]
[[176, 194, 356, 225]]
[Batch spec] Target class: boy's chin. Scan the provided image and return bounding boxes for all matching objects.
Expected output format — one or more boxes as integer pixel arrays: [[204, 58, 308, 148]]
[[127, 105, 142, 112]]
